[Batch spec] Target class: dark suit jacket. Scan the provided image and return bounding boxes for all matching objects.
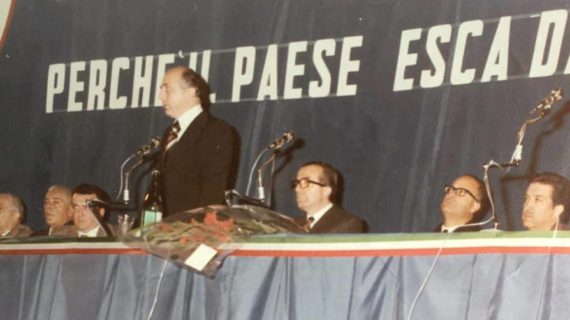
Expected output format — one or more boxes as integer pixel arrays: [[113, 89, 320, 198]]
[[51, 223, 116, 238], [32, 220, 74, 237], [434, 223, 481, 233], [295, 204, 368, 234], [2, 224, 33, 238], [160, 112, 234, 216]]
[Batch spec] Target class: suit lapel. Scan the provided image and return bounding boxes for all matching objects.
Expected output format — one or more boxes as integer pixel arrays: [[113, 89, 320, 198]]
[[172, 112, 208, 155], [310, 205, 341, 233], [162, 112, 208, 166]]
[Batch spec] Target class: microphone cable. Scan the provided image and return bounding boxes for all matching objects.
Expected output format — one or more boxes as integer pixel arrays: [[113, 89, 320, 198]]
[[146, 258, 170, 320], [406, 231, 451, 320], [532, 217, 559, 319]]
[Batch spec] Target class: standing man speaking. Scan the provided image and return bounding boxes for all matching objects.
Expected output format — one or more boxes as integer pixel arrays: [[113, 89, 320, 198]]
[[158, 66, 235, 216]]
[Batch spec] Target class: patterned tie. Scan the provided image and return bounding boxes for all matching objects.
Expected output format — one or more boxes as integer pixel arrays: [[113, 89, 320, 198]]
[[304, 217, 315, 232], [162, 121, 181, 161]]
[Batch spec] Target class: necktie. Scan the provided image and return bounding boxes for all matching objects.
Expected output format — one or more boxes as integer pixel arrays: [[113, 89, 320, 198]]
[[304, 217, 315, 232], [163, 121, 181, 155]]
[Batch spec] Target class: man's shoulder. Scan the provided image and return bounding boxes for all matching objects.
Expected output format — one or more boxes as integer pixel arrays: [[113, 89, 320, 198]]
[[434, 223, 482, 233], [50, 225, 77, 237], [31, 228, 50, 237], [320, 205, 368, 233], [206, 114, 232, 130], [328, 205, 363, 221], [201, 113, 235, 143], [10, 224, 33, 237]]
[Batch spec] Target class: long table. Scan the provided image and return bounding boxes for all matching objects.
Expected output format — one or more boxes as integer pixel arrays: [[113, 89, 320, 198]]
[[1, 231, 570, 320]]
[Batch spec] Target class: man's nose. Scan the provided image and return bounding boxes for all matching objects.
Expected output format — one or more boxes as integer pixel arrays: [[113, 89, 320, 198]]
[[523, 201, 532, 211]]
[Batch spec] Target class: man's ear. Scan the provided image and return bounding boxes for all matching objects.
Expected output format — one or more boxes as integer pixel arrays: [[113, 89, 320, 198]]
[[554, 204, 564, 219], [187, 86, 198, 98], [9, 211, 20, 225], [323, 186, 333, 200], [470, 201, 481, 214]]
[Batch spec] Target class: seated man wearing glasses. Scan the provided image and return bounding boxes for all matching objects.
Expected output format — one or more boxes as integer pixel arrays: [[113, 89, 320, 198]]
[[522, 172, 570, 231], [436, 174, 489, 233], [291, 161, 367, 233]]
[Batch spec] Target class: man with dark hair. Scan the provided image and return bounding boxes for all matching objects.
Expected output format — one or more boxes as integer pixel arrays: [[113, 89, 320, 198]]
[[52, 184, 114, 237], [435, 174, 489, 233], [158, 65, 235, 216], [33, 185, 73, 236], [292, 161, 367, 233], [0, 193, 32, 238], [522, 172, 570, 231]]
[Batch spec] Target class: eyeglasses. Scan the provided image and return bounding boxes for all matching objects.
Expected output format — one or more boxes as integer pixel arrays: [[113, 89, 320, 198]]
[[291, 178, 327, 189], [443, 185, 480, 202]]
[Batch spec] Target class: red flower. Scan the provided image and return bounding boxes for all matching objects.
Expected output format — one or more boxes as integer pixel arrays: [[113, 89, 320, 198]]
[[203, 211, 235, 232]]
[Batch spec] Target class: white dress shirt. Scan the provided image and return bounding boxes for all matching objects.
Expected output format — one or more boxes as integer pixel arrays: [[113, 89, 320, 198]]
[[78, 226, 101, 238]]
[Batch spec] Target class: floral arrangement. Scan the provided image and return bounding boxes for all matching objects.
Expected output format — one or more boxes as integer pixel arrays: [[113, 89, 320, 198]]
[[121, 205, 304, 276]]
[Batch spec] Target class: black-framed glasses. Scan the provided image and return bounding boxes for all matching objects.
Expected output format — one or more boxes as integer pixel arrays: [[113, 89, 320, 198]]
[[443, 185, 480, 202], [291, 178, 327, 189]]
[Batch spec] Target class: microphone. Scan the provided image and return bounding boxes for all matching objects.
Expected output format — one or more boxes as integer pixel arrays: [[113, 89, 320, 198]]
[[268, 131, 295, 150], [530, 87, 563, 117], [84, 199, 113, 237], [135, 137, 161, 157], [86, 199, 109, 208], [86, 199, 132, 211], [509, 87, 564, 166]]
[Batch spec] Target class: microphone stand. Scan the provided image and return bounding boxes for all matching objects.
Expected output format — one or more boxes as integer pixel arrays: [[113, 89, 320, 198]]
[[115, 139, 162, 234], [86, 201, 114, 238], [117, 154, 137, 203], [116, 141, 161, 205], [224, 146, 271, 207], [122, 158, 145, 204], [227, 132, 294, 207], [245, 148, 271, 199], [256, 152, 278, 206], [474, 89, 561, 231]]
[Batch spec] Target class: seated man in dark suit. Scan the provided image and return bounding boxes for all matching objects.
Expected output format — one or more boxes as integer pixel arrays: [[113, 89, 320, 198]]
[[435, 174, 489, 233], [52, 184, 114, 238], [0, 193, 32, 238], [292, 161, 367, 233], [33, 185, 73, 236], [522, 172, 570, 231]]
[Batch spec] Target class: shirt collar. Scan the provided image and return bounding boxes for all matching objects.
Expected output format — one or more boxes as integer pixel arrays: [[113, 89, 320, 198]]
[[441, 225, 458, 233], [1, 228, 11, 237], [175, 105, 203, 140], [78, 226, 100, 238]]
